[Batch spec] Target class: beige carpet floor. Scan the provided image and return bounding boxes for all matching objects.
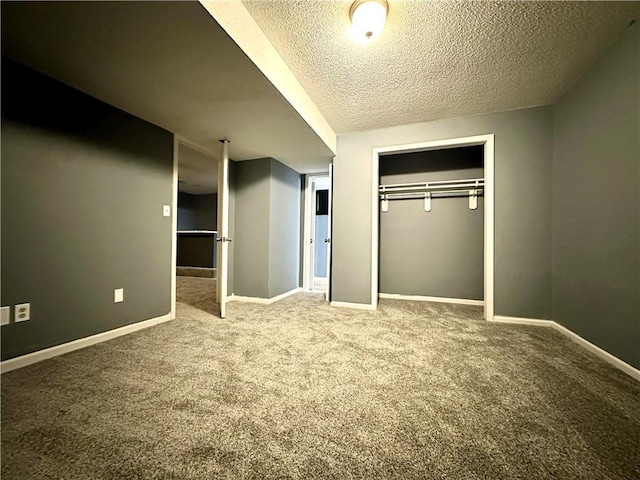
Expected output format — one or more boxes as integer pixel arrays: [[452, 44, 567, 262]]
[[2, 276, 639, 479]]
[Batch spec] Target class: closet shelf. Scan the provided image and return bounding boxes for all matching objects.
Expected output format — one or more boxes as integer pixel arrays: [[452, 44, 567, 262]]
[[379, 178, 484, 212]]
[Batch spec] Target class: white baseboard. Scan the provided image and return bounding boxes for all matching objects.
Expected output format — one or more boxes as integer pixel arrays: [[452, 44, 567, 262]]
[[330, 301, 376, 310], [492, 315, 640, 382], [550, 322, 640, 382], [1, 313, 172, 374], [227, 287, 302, 305], [492, 315, 554, 327], [379, 293, 484, 306]]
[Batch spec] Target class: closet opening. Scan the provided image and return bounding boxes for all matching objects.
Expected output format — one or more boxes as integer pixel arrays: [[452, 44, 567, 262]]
[[371, 135, 494, 320]]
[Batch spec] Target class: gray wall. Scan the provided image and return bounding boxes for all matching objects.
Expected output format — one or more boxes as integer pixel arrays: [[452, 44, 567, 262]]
[[1, 58, 174, 360], [177, 192, 217, 231], [552, 23, 639, 369], [379, 147, 484, 299], [333, 106, 553, 317], [232, 157, 301, 298], [314, 215, 329, 277], [233, 159, 271, 298], [268, 159, 302, 297], [177, 194, 196, 231]]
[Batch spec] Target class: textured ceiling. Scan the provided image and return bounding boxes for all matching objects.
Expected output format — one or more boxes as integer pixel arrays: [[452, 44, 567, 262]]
[[243, 1, 639, 134]]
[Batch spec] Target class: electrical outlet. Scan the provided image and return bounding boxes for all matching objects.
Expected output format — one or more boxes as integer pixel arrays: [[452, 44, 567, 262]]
[[163, 205, 171, 217], [15, 303, 30, 323], [1, 306, 10, 326], [114, 288, 124, 303]]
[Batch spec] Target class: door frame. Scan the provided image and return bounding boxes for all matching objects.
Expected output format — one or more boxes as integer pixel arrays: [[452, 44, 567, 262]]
[[216, 139, 231, 318], [302, 172, 330, 292], [325, 164, 333, 302], [371, 134, 495, 320]]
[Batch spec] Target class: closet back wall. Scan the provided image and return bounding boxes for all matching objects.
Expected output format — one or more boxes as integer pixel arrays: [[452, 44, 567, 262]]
[[379, 146, 484, 300]]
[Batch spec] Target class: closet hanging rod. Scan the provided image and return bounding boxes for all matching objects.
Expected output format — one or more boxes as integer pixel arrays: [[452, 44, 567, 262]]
[[380, 183, 483, 193], [379, 178, 484, 194], [379, 189, 484, 199], [382, 178, 483, 188]]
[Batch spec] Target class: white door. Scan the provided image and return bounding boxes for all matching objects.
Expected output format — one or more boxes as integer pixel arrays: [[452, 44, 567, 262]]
[[306, 175, 331, 294], [216, 140, 231, 318], [308, 179, 318, 289], [325, 163, 333, 302]]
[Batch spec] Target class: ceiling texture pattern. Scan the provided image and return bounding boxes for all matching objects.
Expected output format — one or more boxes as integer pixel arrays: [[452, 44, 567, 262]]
[[3, 1, 638, 182], [243, 1, 640, 134]]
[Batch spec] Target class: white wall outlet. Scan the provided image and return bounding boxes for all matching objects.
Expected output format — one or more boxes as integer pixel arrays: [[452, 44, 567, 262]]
[[163, 205, 171, 217], [1, 306, 10, 326], [114, 288, 124, 303], [15, 303, 30, 323]]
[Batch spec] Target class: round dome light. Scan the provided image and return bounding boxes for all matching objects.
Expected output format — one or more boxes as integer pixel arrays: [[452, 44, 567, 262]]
[[350, 0, 389, 41]]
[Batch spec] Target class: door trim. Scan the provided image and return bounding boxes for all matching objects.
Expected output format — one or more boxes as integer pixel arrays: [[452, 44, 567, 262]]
[[326, 163, 333, 302], [171, 136, 179, 319], [217, 139, 231, 318], [371, 134, 495, 320], [302, 172, 330, 292]]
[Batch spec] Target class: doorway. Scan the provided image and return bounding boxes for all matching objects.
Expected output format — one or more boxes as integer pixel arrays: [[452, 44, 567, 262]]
[[371, 135, 495, 320], [303, 173, 332, 298], [379, 146, 485, 304], [172, 136, 226, 318]]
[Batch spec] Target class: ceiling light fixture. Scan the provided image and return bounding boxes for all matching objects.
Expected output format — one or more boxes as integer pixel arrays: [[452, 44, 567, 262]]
[[350, 0, 388, 41]]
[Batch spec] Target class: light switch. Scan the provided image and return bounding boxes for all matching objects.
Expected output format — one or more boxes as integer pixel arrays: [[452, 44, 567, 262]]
[[163, 205, 171, 217], [1, 306, 10, 326], [114, 288, 124, 303]]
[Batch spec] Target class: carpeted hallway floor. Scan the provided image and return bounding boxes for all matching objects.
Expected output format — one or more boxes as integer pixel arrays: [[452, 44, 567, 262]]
[[2, 276, 639, 479]]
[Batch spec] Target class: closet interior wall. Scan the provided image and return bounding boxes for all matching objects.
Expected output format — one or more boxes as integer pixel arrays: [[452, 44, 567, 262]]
[[379, 146, 484, 300]]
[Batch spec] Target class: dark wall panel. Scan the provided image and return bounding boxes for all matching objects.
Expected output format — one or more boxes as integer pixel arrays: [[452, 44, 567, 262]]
[[177, 192, 217, 231], [233, 159, 271, 298], [268, 159, 301, 297], [552, 23, 639, 368], [1, 58, 174, 360]]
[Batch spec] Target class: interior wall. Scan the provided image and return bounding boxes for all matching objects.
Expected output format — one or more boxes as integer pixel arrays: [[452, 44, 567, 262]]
[[232, 157, 301, 298], [268, 159, 302, 297], [1, 58, 174, 360], [177, 192, 217, 231], [194, 194, 217, 230], [333, 106, 553, 317], [552, 23, 639, 369], [233, 159, 271, 298], [177, 193, 196, 230], [379, 147, 484, 300]]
